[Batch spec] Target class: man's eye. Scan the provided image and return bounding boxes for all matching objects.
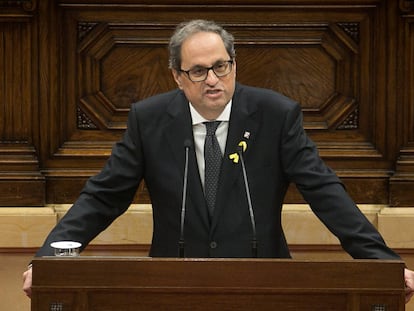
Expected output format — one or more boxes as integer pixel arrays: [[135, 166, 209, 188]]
[[214, 63, 226, 72], [191, 68, 206, 76]]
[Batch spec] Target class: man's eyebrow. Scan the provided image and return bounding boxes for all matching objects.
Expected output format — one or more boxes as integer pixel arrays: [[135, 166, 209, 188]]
[[190, 59, 227, 69]]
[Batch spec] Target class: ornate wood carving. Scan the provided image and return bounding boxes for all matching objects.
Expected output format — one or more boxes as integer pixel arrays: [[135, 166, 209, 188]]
[[77, 107, 98, 130], [39, 2, 394, 204], [400, 0, 414, 12], [0, 0, 412, 205], [74, 21, 361, 132], [337, 22, 360, 44], [234, 22, 361, 133], [0, 12, 44, 205], [42, 4, 382, 203], [0, 0, 36, 11], [77, 21, 98, 41], [390, 7, 414, 206], [337, 108, 359, 130], [75, 22, 176, 131]]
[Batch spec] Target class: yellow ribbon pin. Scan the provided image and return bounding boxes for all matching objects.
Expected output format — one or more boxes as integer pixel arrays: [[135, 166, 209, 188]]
[[229, 153, 239, 163], [238, 141, 247, 152], [229, 141, 248, 163]]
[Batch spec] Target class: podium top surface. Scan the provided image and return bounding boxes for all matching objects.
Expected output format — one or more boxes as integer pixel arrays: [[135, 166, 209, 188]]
[[32, 257, 405, 291]]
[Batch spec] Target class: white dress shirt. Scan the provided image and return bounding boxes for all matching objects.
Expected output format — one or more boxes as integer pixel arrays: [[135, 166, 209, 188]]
[[189, 101, 232, 189]]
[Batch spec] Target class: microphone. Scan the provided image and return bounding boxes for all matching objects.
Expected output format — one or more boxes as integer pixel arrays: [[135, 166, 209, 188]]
[[179, 139, 192, 258], [237, 143, 258, 258]]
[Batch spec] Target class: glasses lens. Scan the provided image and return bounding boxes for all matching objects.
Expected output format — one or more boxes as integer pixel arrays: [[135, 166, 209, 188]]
[[189, 68, 208, 81], [186, 61, 233, 82], [213, 61, 231, 76]]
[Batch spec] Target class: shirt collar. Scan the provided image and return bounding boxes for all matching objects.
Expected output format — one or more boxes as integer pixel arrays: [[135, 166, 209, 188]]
[[189, 100, 232, 126]]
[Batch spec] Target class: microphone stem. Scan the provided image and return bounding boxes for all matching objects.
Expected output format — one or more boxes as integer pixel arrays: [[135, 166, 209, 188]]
[[239, 152, 258, 258], [179, 146, 190, 258], [252, 239, 258, 258], [179, 240, 185, 258]]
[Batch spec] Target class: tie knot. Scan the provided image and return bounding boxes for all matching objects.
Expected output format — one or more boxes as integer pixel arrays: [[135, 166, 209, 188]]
[[204, 121, 221, 136]]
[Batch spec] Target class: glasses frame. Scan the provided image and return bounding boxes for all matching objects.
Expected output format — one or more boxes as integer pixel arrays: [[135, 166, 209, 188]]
[[179, 60, 234, 82]]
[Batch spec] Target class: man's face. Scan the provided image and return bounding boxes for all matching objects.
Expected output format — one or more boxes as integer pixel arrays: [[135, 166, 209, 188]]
[[172, 31, 236, 120]]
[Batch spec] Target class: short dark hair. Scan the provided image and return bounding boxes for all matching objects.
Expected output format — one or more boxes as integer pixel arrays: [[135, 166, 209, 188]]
[[168, 19, 236, 70]]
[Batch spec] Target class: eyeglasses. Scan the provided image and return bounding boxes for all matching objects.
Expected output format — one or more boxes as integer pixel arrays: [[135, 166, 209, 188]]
[[179, 60, 234, 82]]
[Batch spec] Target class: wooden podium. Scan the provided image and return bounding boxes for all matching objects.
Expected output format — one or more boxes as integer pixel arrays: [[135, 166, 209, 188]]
[[31, 257, 406, 310]]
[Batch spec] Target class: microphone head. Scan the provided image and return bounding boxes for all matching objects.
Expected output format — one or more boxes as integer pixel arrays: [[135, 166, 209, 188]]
[[184, 139, 193, 149]]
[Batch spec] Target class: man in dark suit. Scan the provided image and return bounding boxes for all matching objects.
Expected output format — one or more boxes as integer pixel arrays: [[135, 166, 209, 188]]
[[23, 19, 414, 301]]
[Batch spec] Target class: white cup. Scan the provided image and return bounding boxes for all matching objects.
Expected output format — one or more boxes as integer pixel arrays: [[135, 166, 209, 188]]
[[50, 241, 82, 257]]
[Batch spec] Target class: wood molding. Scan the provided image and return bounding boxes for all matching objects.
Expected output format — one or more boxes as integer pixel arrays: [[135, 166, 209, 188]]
[[400, 0, 414, 13], [1, 0, 414, 205], [36, 1, 395, 204], [0, 17, 44, 205], [390, 7, 414, 206], [0, 0, 36, 10]]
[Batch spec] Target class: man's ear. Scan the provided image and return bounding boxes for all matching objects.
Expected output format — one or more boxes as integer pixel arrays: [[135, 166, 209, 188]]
[[171, 69, 183, 89]]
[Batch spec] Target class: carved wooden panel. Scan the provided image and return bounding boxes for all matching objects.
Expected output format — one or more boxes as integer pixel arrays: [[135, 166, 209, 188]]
[[40, 2, 390, 204], [0, 0, 36, 12], [390, 1, 414, 206], [1, 0, 414, 206], [76, 22, 176, 131], [0, 3, 44, 206]]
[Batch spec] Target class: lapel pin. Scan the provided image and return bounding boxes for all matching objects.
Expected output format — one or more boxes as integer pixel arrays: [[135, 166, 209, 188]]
[[243, 131, 250, 139], [238, 141, 247, 152], [229, 153, 239, 163], [229, 141, 248, 164]]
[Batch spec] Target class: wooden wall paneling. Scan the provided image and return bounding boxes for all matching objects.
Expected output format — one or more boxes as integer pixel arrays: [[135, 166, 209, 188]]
[[230, 10, 391, 203], [37, 0, 96, 204], [0, 0, 44, 206], [37, 0, 61, 162], [390, 1, 414, 206], [36, 0, 410, 205], [400, 0, 414, 12], [44, 7, 178, 203]]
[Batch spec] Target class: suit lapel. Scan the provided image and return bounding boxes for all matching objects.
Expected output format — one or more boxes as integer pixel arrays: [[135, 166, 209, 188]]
[[164, 91, 211, 230], [211, 85, 260, 231], [163, 86, 260, 233]]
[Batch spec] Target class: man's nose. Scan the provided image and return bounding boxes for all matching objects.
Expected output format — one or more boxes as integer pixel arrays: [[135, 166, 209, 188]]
[[204, 68, 219, 84]]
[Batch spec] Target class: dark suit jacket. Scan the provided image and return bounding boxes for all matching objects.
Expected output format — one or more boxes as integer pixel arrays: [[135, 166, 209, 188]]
[[36, 83, 400, 260]]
